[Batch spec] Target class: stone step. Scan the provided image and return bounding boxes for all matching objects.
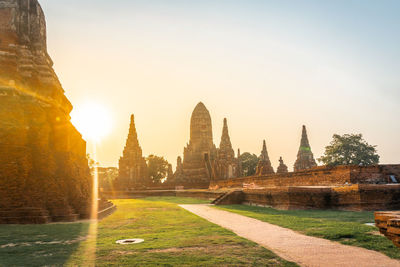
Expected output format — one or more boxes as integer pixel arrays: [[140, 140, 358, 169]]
[[98, 204, 117, 220]]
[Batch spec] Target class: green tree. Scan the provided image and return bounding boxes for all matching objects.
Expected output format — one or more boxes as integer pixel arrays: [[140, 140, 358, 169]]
[[318, 134, 380, 166], [239, 152, 259, 176], [146, 155, 169, 184]]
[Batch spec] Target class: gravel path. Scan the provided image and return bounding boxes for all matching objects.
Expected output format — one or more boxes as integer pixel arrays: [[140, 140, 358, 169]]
[[180, 204, 400, 267]]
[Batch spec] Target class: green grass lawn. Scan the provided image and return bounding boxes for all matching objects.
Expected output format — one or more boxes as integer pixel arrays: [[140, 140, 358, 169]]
[[215, 205, 400, 259], [0, 198, 297, 267], [142, 196, 212, 204]]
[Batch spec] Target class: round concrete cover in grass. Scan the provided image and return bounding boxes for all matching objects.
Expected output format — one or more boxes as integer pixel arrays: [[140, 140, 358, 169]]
[[116, 239, 144, 245]]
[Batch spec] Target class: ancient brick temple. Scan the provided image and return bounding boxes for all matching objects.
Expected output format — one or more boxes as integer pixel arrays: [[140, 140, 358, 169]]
[[276, 157, 289, 174], [115, 115, 149, 190], [0, 0, 92, 223], [294, 125, 317, 171], [172, 156, 184, 183], [176, 102, 217, 186], [255, 140, 275, 175], [214, 118, 241, 180]]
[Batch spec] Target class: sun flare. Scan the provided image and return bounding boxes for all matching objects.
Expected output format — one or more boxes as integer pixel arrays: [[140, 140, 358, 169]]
[[71, 102, 113, 142]]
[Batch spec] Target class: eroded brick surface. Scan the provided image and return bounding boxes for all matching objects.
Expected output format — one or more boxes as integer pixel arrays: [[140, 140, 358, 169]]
[[0, 0, 92, 224]]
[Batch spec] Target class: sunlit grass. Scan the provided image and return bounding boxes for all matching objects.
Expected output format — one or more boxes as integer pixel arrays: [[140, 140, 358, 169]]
[[0, 198, 297, 266], [215, 205, 400, 259], [142, 196, 211, 204]]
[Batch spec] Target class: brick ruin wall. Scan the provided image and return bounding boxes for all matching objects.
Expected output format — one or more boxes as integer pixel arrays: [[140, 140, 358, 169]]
[[208, 165, 400, 211], [101, 190, 224, 201], [101, 165, 400, 211], [241, 185, 400, 211], [210, 165, 400, 189], [102, 183, 400, 211], [0, 0, 92, 224]]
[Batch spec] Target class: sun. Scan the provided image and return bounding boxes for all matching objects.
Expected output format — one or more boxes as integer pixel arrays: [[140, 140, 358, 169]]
[[71, 102, 113, 142]]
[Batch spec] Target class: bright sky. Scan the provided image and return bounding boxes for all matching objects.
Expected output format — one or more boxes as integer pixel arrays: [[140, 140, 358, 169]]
[[40, 0, 400, 169]]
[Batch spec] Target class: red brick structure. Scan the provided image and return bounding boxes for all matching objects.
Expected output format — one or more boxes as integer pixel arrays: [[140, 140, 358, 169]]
[[178, 102, 217, 185], [0, 0, 92, 223], [255, 140, 275, 175], [173, 103, 243, 188], [211, 165, 400, 188], [276, 157, 289, 174], [375, 211, 400, 248], [214, 118, 241, 180], [210, 165, 400, 211], [294, 126, 317, 171], [114, 115, 149, 190]]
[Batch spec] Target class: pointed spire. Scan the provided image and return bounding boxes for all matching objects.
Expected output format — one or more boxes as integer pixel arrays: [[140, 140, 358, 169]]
[[215, 118, 237, 179], [127, 114, 139, 145], [260, 140, 269, 161], [300, 125, 311, 149], [167, 164, 174, 181], [219, 118, 233, 149], [174, 156, 184, 182], [294, 125, 317, 172], [256, 140, 275, 175], [237, 148, 243, 177], [117, 114, 148, 189]]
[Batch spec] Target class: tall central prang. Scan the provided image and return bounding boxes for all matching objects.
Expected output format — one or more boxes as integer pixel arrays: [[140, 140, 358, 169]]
[[179, 102, 217, 185]]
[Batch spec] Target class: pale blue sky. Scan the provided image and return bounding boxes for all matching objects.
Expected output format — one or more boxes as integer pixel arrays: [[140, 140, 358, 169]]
[[40, 0, 400, 168]]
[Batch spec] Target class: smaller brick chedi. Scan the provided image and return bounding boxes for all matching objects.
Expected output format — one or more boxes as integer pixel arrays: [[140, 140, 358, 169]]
[[276, 157, 289, 174], [294, 125, 317, 171], [255, 140, 275, 175], [115, 115, 149, 190], [214, 118, 241, 180]]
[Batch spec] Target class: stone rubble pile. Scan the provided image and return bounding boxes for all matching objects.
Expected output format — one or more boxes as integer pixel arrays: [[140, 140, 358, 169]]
[[375, 211, 400, 248]]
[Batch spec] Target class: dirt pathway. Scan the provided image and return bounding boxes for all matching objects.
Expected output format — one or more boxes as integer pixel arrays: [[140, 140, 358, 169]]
[[180, 204, 400, 267]]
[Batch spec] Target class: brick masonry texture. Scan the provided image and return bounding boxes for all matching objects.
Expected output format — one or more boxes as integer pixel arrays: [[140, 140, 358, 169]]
[[209, 165, 400, 210], [0, 0, 92, 224]]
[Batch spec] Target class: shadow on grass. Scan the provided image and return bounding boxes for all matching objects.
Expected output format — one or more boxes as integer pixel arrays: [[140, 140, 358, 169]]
[[0, 222, 90, 266]]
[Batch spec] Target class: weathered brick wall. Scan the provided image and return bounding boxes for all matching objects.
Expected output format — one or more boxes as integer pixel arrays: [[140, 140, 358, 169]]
[[0, 0, 92, 224], [0, 88, 92, 222], [210, 165, 400, 189], [241, 185, 400, 211], [350, 165, 400, 184], [101, 190, 224, 200], [145, 182, 210, 190]]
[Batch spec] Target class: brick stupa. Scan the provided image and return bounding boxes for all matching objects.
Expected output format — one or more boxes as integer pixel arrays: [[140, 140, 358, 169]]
[[294, 125, 317, 171], [277, 157, 289, 174], [115, 115, 149, 190], [214, 118, 240, 179], [255, 140, 275, 175], [0, 0, 92, 223], [177, 102, 217, 186]]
